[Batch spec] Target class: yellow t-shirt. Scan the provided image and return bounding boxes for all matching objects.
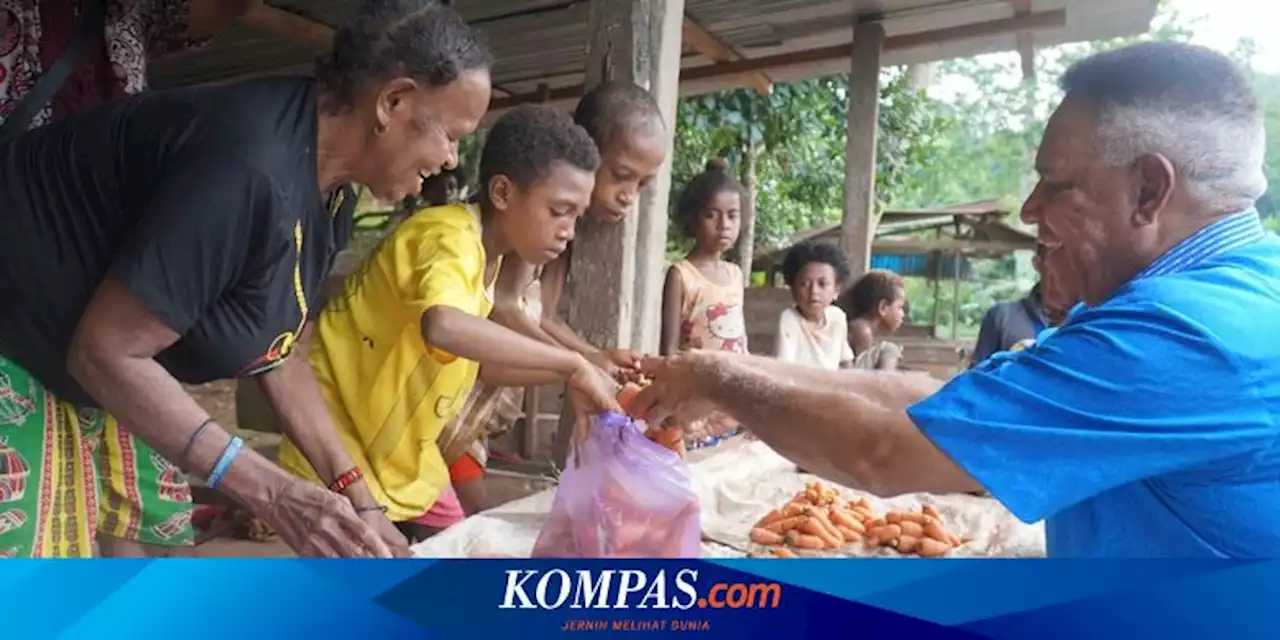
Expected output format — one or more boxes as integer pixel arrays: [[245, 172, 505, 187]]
[[278, 204, 496, 521]]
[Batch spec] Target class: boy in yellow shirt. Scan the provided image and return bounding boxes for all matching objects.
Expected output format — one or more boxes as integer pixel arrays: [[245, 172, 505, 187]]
[[278, 105, 620, 543]]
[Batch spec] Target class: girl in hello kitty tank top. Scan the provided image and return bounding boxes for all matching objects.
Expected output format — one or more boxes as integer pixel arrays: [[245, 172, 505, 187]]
[[659, 159, 748, 444]]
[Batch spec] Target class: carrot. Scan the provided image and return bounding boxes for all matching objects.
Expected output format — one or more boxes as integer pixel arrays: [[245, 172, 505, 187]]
[[764, 515, 807, 534], [922, 504, 941, 520], [750, 528, 785, 545], [829, 510, 865, 533], [890, 511, 932, 525], [647, 426, 684, 450], [898, 521, 925, 538], [781, 502, 808, 518], [756, 509, 785, 527], [923, 521, 951, 543], [866, 518, 887, 530], [957, 536, 973, 546], [801, 518, 842, 548], [896, 535, 921, 554], [855, 497, 872, 509], [785, 531, 826, 550], [835, 525, 863, 543], [868, 524, 902, 542], [804, 507, 842, 537], [918, 537, 952, 558], [616, 383, 644, 414], [771, 547, 797, 558], [851, 507, 875, 522]]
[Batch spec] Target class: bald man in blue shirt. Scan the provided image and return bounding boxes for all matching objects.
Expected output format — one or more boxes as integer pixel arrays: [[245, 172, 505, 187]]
[[633, 42, 1280, 558]]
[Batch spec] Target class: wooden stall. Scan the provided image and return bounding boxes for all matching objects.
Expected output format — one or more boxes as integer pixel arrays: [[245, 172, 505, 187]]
[[747, 200, 1037, 378]]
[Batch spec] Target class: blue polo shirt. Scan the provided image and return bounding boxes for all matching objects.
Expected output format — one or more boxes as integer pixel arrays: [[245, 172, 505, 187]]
[[908, 210, 1280, 558]]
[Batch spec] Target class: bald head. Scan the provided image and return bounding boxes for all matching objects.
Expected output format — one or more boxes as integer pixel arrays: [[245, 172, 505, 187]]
[[573, 81, 666, 151]]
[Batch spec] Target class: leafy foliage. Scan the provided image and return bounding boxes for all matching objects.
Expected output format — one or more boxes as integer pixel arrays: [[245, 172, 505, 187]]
[[669, 69, 947, 256]]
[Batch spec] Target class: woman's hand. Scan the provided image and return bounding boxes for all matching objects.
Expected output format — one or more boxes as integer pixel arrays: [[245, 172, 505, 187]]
[[357, 508, 412, 557], [260, 478, 396, 558]]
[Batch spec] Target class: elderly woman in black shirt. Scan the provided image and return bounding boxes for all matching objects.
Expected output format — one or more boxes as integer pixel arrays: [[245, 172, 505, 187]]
[[0, 0, 489, 558]]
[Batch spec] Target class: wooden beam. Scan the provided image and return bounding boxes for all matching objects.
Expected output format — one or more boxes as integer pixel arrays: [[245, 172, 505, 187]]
[[491, 9, 1066, 110], [681, 14, 772, 95], [841, 21, 884, 277], [1012, 0, 1035, 82], [550, 0, 684, 470], [873, 238, 1032, 254], [239, 3, 334, 49]]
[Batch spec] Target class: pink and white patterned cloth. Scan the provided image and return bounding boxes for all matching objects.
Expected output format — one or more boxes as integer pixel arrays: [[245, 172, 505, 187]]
[[0, 0, 200, 128]]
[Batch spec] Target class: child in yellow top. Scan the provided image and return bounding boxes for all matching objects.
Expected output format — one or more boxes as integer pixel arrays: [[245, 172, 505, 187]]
[[278, 106, 619, 540]]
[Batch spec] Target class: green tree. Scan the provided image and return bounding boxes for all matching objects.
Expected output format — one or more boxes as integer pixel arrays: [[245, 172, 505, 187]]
[[670, 69, 948, 262]]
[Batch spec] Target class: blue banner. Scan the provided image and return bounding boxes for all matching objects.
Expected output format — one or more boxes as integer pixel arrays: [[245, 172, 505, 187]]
[[3, 559, 1276, 638]]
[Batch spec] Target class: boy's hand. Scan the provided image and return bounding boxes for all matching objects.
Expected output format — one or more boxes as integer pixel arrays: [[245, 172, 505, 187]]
[[568, 355, 623, 417], [602, 348, 643, 370], [588, 348, 643, 381]]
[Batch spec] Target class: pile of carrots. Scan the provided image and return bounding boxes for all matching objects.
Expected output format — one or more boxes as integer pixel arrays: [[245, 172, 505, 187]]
[[748, 481, 971, 558], [616, 380, 685, 457]]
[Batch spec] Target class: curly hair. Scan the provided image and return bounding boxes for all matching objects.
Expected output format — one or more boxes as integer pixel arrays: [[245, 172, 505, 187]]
[[843, 269, 905, 318], [480, 105, 601, 201], [781, 241, 851, 288], [573, 80, 665, 150], [674, 158, 744, 235], [316, 0, 492, 111]]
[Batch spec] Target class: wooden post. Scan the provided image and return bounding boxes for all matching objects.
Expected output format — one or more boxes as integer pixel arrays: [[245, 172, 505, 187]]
[[631, 0, 684, 353], [841, 20, 885, 278], [551, 0, 684, 469], [736, 127, 759, 280], [950, 249, 961, 340]]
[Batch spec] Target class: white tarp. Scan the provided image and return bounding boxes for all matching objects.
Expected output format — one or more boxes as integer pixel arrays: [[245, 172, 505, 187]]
[[412, 441, 1046, 559]]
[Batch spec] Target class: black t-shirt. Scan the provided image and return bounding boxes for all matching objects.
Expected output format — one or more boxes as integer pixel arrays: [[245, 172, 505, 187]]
[[0, 76, 356, 408]]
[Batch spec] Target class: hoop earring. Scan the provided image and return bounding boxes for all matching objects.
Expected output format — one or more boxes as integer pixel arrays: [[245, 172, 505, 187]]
[[374, 122, 387, 136]]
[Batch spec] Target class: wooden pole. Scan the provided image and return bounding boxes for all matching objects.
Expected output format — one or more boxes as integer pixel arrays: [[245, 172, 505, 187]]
[[841, 21, 884, 278], [550, 0, 684, 470], [736, 109, 759, 278], [950, 249, 961, 340]]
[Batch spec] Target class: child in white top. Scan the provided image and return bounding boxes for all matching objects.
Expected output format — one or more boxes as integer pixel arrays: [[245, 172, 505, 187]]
[[774, 241, 854, 370]]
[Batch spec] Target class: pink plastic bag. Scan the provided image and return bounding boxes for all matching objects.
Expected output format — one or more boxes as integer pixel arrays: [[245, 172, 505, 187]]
[[532, 412, 701, 558]]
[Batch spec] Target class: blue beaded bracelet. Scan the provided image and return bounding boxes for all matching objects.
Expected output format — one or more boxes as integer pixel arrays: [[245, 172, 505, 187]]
[[207, 436, 244, 489]]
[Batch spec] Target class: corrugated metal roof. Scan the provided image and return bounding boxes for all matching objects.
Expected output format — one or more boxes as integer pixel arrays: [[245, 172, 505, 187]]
[[148, 0, 1158, 98]]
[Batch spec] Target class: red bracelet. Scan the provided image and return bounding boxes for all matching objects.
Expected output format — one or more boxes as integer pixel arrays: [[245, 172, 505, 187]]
[[329, 467, 363, 493]]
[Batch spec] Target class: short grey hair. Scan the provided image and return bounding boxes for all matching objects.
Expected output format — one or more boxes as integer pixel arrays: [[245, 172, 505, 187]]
[[1061, 42, 1266, 209]]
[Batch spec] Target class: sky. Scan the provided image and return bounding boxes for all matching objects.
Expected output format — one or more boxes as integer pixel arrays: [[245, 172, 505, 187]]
[[929, 0, 1280, 102], [1174, 0, 1280, 72]]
